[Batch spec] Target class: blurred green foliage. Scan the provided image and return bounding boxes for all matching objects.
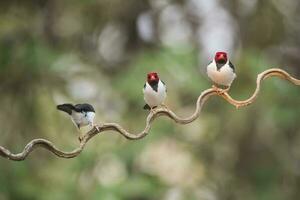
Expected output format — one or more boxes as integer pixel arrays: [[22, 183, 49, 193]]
[[0, 0, 300, 200]]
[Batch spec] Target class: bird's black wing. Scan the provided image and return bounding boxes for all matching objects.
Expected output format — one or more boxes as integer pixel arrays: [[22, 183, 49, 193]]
[[143, 83, 146, 89], [229, 61, 235, 72], [206, 61, 212, 73], [161, 80, 167, 92], [57, 104, 75, 115], [74, 103, 95, 113]]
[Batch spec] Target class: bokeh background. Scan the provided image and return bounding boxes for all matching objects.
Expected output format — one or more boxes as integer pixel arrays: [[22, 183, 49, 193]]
[[0, 0, 300, 199]]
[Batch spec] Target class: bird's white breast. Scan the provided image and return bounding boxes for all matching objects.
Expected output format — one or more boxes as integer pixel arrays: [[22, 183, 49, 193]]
[[143, 80, 166, 108], [71, 111, 95, 127], [207, 60, 236, 86]]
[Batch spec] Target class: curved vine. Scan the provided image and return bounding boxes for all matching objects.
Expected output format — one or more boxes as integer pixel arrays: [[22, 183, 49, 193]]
[[0, 68, 299, 161]]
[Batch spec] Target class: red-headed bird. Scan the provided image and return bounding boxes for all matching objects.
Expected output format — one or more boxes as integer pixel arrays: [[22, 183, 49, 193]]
[[207, 52, 236, 91], [143, 72, 167, 111]]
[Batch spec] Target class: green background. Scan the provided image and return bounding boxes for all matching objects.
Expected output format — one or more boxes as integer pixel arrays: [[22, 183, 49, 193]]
[[0, 0, 300, 199]]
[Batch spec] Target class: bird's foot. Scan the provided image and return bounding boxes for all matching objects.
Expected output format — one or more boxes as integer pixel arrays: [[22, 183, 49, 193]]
[[219, 87, 230, 95], [150, 107, 157, 115], [216, 89, 227, 95], [94, 124, 101, 132], [89, 122, 101, 132], [212, 85, 230, 95], [150, 108, 155, 115]]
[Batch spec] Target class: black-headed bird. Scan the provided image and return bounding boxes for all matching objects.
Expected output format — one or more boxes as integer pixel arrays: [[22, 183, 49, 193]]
[[57, 103, 96, 141]]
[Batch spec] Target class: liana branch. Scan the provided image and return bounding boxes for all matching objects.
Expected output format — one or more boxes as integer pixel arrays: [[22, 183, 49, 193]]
[[0, 68, 299, 161]]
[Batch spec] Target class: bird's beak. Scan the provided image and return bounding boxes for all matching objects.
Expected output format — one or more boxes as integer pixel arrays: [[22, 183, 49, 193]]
[[216, 54, 226, 64]]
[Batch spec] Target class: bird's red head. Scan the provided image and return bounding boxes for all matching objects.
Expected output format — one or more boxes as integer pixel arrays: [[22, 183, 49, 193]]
[[147, 72, 159, 83], [214, 52, 228, 64]]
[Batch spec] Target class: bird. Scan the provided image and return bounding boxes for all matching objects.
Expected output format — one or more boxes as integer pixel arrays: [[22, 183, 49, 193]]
[[143, 72, 167, 111], [57, 103, 97, 141], [206, 51, 236, 93]]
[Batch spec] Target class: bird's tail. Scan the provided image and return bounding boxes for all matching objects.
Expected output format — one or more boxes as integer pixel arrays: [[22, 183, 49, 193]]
[[57, 104, 75, 115]]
